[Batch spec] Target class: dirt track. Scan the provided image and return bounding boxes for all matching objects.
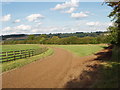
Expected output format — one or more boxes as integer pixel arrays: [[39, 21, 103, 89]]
[[2, 47, 108, 88]]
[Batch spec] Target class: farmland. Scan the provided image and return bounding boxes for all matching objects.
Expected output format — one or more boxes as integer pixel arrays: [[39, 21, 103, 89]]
[[1, 44, 42, 52], [48, 44, 107, 56], [1, 44, 119, 88], [1, 1, 119, 88], [0, 44, 49, 62]]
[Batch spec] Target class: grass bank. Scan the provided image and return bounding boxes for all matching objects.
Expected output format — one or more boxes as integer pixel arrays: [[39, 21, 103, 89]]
[[0, 48, 53, 72]]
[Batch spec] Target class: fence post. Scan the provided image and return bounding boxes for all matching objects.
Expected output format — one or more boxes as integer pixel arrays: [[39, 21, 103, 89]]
[[29, 50, 30, 57], [13, 51, 16, 60], [26, 50, 28, 58], [32, 49, 34, 56], [20, 50, 22, 59], [24, 50, 26, 58], [6, 52, 8, 61]]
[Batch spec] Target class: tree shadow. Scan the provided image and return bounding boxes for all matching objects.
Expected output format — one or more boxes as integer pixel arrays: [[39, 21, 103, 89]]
[[94, 45, 113, 61], [64, 63, 102, 88], [64, 45, 117, 88]]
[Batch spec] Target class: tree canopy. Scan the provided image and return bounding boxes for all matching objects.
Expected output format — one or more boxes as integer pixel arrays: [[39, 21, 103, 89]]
[[106, 1, 120, 46]]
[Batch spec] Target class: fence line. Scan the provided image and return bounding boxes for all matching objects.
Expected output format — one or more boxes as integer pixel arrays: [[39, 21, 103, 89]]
[[0, 47, 48, 63]]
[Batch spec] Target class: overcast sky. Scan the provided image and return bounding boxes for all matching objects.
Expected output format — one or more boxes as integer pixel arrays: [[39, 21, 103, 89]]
[[1, 0, 113, 35]]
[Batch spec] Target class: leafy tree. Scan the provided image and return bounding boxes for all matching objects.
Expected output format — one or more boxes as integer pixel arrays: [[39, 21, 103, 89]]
[[27, 35, 35, 40], [105, 1, 120, 46], [39, 37, 46, 44], [49, 36, 60, 44], [40, 34, 48, 38]]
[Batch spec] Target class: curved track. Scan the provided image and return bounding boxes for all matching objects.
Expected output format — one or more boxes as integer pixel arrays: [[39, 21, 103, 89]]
[[2, 47, 104, 88], [2, 48, 74, 88]]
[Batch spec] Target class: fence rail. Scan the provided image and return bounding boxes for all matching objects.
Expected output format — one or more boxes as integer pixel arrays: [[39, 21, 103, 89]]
[[0, 47, 48, 63]]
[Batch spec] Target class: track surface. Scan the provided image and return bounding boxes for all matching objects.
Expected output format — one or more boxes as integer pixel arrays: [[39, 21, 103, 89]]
[[2, 47, 105, 88], [2, 48, 73, 88]]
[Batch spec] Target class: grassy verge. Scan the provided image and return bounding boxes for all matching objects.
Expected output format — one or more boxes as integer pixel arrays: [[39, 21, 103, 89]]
[[92, 46, 120, 88], [48, 44, 107, 56], [0, 48, 53, 73]]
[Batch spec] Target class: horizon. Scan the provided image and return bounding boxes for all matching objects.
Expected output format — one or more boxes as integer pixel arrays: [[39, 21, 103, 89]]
[[1, 31, 107, 36]]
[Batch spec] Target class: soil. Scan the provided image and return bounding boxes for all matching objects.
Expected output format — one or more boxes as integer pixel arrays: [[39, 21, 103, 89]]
[[2, 47, 112, 88]]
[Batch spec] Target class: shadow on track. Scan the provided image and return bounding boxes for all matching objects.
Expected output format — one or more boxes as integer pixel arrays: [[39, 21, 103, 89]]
[[64, 45, 116, 88]]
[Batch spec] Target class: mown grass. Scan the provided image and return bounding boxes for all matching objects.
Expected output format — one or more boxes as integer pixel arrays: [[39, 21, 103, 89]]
[[1, 44, 41, 52], [48, 44, 107, 56], [0, 48, 53, 72], [92, 46, 120, 88]]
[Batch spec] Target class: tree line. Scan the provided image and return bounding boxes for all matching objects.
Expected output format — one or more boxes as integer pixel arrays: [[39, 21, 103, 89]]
[[3, 34, 110, 45], [1, 31, 105, 41]]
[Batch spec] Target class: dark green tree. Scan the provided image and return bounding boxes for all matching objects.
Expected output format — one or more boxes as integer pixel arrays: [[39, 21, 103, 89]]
[[27, 35, 35, 40], [106, 1, 120, 46]]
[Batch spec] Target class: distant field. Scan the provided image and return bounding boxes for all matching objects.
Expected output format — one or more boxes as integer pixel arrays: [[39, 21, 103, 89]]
[[1, 44, 41, 52], [49, 44, 107, 56]]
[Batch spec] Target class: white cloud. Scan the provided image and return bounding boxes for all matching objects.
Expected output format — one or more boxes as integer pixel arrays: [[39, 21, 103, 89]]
[[84, 11, 90, 14], [26, 14, 44, 22], [37, 22, 42, 25], [2, 26, 14, 35], [84, 21, 113, 32], [51, 0, 79, 10], [2, 27, 12, 31], [2, 20, 111, 35], [71, 12, 88, 18], [1, 14, 11, 22], [86, 22, 99, 26], [64, 7, 76, 13], [2, 25, 31, 32], [14, 24, 31, 30], [34, 22, 43, 27], [86, 21, 113, 27], [13, 19, 21, 23], [2, 25, 32, 35]]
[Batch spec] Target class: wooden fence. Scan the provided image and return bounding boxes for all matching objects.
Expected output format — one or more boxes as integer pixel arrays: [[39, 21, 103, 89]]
[[0, 47, 48, 63]]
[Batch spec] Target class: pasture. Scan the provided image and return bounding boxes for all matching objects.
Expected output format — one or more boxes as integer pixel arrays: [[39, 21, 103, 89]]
[[48, 44, 107, 56], [1, 44, 41, 52], [0, 44, 47, 62]]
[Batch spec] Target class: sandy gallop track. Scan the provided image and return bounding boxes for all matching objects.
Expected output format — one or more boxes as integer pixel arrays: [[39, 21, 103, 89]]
[[2, 47, 106, 88], [2, 48, 74, 88]]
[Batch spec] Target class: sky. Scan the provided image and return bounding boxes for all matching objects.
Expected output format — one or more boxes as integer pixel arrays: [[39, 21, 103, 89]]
[[1, 0, 113, 35]]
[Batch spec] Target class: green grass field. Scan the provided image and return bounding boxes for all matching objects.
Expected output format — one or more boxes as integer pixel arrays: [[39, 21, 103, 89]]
[[49, 44, 107, 56], [1, 44, 42, 52]]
